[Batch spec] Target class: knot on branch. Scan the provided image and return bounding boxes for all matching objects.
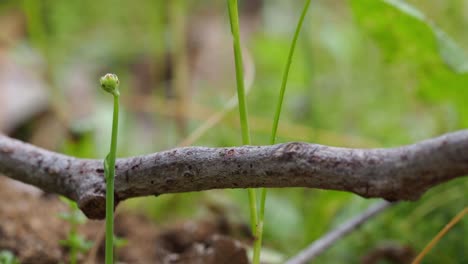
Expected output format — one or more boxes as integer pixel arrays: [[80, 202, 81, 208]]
[[78, 193, 107, 219]]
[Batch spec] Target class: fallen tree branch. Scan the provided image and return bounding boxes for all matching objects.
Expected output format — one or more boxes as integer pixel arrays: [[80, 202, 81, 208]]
[[285, 201, 394, 264], [0, 130, 467, 219]]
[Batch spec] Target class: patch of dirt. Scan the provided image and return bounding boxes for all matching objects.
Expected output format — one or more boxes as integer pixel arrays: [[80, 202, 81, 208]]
[[0, 177, 250, 264]]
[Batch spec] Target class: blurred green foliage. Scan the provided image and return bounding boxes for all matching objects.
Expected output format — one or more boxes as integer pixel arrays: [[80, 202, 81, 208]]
[[1, 0, 466, 263], [0, 250, 20, 264], [58, 197, 93, 264]]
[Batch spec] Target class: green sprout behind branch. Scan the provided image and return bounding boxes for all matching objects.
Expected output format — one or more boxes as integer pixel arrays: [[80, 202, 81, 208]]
[[227, 0, 259, 243], [257, 0, 312, 263], [100, 73, 120, 264], [227, 0, 312, 263], [58, 197, 93, 264], [226, 0, 258, 233]]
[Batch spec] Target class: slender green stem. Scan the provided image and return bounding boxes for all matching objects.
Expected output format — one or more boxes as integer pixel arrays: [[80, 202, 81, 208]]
[[104, 170, 114, 264], [70, 225, 77, 264], [70, 248, 77, 264], [227, 0, 251, 145], [226, 0, 258, 245], [255, 1, 312, 263], [270, 0, 312, 145], [100, 74, 120, 264], [105, 95, 119, 264]]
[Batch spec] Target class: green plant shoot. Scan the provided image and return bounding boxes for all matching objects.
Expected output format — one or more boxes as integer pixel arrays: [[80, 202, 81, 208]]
[[226, 1, 261, 263], [226, 0, 257, 230], [256, 0, 312, 263], [58, 197, 93, 264], [100, 73, 120, 264]]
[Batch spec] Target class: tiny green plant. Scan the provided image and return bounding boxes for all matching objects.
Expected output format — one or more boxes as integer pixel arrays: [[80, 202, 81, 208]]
[[0, 250, 20, 264], [58, 197, 93, 264], [258, 0, 312, 263], [227, 1, 311, 263], [100, 73, 120, 264], [226, 1, 259, 261]]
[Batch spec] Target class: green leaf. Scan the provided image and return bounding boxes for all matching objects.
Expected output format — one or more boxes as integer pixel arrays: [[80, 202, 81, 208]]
[[59, 196, 78, 209], [113, 235, 128, 249], [434, 28, 468, 74], [382, 0, 426, 22], [0, 250, 20, 264], [60, 235, 93, 253], [381, 0, 468, 73], [76, 235, 94, 252]]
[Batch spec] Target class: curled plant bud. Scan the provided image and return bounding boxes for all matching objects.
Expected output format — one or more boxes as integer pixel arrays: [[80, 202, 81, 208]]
[[100, 73, 120, 96]]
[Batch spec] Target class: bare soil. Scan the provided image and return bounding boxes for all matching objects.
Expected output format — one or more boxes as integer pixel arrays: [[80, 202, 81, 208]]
[[0, 177, 250, 264]]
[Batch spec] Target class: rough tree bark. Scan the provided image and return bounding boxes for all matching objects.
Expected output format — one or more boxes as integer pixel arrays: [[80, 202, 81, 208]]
[[0, 130, 467, 219]]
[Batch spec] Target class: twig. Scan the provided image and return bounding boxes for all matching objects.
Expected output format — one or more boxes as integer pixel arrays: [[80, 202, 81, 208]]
[[285, 201, 394, 264], [0, 130, 467, 219]]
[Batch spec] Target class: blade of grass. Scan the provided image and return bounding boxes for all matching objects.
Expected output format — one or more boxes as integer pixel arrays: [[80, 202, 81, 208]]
[[227, 0, 251, 146], [226, 0, 258, 237], [256, 1, 312, 263], [412, 207, 467, 264], [270, 0, 312, 145]]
